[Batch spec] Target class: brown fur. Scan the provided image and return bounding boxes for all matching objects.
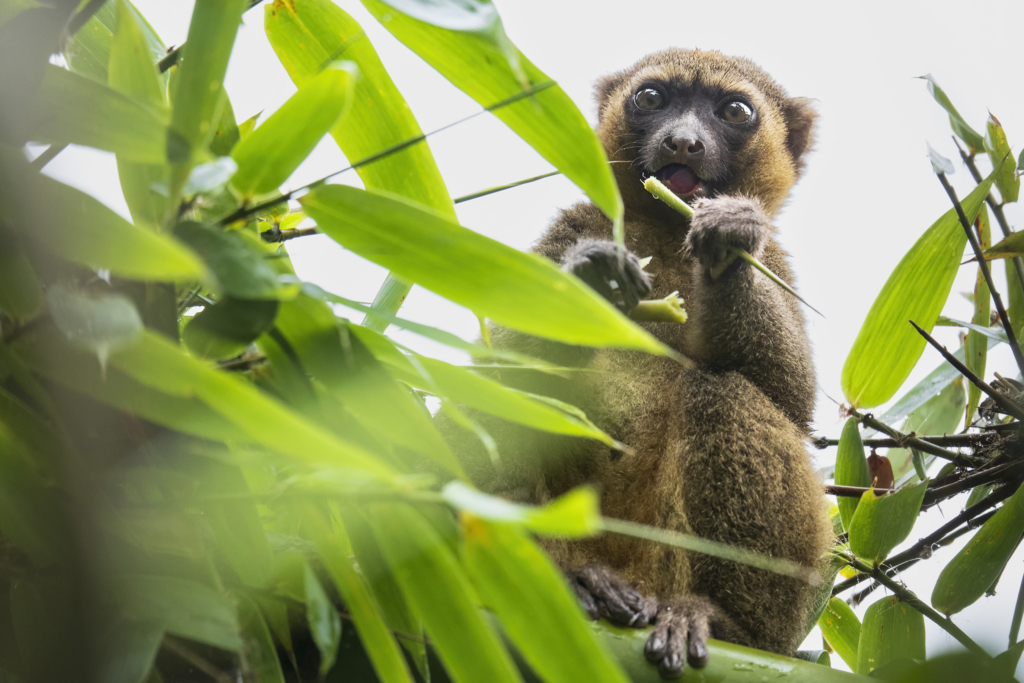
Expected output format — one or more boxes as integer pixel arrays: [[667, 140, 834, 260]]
[[437, 49, 832, 659]]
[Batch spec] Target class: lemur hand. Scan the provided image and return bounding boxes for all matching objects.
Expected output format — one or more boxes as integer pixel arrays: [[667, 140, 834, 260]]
[[562, 239, 652, 312], [685, 196, 770, 277]]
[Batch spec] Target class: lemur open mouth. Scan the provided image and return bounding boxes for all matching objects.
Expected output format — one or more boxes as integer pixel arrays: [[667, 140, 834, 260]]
[[654, 163, 703, 199]]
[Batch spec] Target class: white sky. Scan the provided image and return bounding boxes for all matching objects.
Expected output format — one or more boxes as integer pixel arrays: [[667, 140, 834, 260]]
[[38, 0, 1024, 674]]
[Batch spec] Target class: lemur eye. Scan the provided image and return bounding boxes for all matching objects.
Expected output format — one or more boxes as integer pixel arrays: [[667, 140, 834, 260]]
[[719, 100, 753, 123], [634, 88, 665, 110]]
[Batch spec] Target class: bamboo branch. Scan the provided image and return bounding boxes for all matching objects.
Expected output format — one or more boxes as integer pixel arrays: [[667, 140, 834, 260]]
[[851, 407, 977, 466], [910, 320, 1024, 421], [156, 0, 262, 73], [954, 137, 1024, 299], [29, 143, 67, 171], [453, 170, 561, 204], [822, 433, 995, 449], [937, 171, 1024, 377]]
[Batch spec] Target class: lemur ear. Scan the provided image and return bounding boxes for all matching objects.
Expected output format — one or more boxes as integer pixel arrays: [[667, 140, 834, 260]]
[[594, 70, 628, 122], [783, 97, 817, 165]]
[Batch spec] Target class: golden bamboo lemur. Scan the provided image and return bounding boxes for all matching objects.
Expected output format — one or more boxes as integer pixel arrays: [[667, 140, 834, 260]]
[[436, 49, 832, 678]]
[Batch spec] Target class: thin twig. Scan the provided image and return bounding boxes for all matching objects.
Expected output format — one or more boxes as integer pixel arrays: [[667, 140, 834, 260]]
[[218, 81, 557, 225], [162, 635, 234, 683], [954, 137, 1024, 299], [910, 320, 1024, 421], [923, 461, 1024, 507], [64, 0, 108, 39], [825, 484, 896, 498], [937, 171, 1024, 377], [453, 170, 561, 204], [261, 226, 319, 243], [852, 407, 977, 466], [29, 143, 67, 171], [822, 433, 995, 448], [838, 552, 986, 654]]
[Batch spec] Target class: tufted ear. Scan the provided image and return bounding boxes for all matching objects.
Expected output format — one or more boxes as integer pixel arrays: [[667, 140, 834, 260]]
[[783, 97, 818, 169], [594, 70, 628, 122]]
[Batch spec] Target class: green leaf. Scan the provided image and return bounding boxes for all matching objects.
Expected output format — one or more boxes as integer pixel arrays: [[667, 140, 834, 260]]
[[265, 0, 455, 219], [0, 237, 43, 322], [230, 62, 356, 199], [303, 508, 414, 683], [965, 483, 993, 509], [932, 480, 1024, 615], [118, 575, 241, 651], [848, 480, 927, 564], [835, 417, 871, 531], [300, 185, 668, 355], [360, 0, 622, 232], [919, 75, 985, 153], [887, 377, 965, 484], [443, 482, 601, 537], [0, 157, 203, 281], [0, 442, 64, 566], [46, 284, 142, 367], [173, 222, 282, 299], [272, 294, 463, 476], [463, 517, 629, 683], [209, 91, 242, 157], [375, 348, 621, 448], [966, 206, 991, 428], [169, 0, 246, 155], [95, 618, 164, 683], [985, 113, 1019, 203], [183, 298, 279, 360], [935, 316, 1007, 344], [108, 0, 171, 228], [842, 172, 995, 407], [237, 595, 287, 683], [301, 562, 342, 676], [183, 157, 238, 196], [15, 329, 252, 444], [27, 64, 182, 163], [1007, 259, 1024, 339], [63, 0, 166, 86], [817, 597, 860, 671], [855, 596, 925, 675], [368, 504, 521, 683], [983, 230, 1024, 261], [109, 330, 396, 477]]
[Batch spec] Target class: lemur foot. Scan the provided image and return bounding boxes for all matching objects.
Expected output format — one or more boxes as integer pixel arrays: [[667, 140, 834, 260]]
[[569, 564, 657, 628], [643, 596, 724, 679], [562, 239, 652, 312], [684, 196, 770, 277]]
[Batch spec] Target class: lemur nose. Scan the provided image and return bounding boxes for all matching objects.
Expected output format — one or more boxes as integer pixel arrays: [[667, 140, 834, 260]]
[[662, 136, 705, 162]]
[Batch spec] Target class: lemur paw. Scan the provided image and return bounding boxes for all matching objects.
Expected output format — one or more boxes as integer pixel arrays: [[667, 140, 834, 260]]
[[562, 239, 652, 312], [569, 564, 657, 628], [643, 596, 722, 679], [684, 196, 770, 275]]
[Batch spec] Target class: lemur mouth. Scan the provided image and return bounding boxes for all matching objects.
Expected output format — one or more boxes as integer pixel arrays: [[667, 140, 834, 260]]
[[653, 164, 704, 199]]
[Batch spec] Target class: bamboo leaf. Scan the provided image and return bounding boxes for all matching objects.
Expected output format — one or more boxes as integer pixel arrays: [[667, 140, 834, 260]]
[[109, 331, 396, 478], [835, 417, 871, 531], [173, 222, 283, 299], [0, 237, 43, 322], [927, 141, 955, 175], [302, 562, 342, 676], [46, 284, 142, 367], [0, 156, 203, 281], [842, 172, 995, 408], [1007, 259, 1024, 338], [118, 575, 241, 651], [63, 0, 166, 86], [847, 481, 928, 565], [95, 619, 164, 683], [855, 596, 925, 675], [237, 596, 287, 683], [985, 113, 1019, 203], [230, 62, 357, 199], [983, 230, 1024, 261], [183, 298, 279, 360], [919, 75, 985, 153], [169, 0, 246, 155], [359, 0, 622, 235], [463, 517, 629, 683], [300, 185, 670, 355], [966, 205, 991, 428], [367, 504, 522, 683], [108, 0, 170, 227], [303, 508, 415, 683], [28, 64, 182, 163], [818, 597, 861, 671], [265, 0, 455, 218], [443, 482, 602, 538], [932, 480, 1024, 615]]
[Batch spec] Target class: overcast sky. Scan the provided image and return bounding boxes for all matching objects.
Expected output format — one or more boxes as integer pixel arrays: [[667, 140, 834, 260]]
[[39, 0, 1024, 673]]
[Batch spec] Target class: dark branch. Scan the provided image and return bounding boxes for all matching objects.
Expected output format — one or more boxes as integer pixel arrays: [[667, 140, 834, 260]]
[[937, 170, 1024, 377], [910, 320, 1024, 421], [853, 408, 978, 467], [64, 0, 107, 39], [29, 143, 67, 171], [822, 432, 995, 449]]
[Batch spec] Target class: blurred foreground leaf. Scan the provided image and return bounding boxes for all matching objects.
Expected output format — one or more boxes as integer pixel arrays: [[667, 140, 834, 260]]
[[818, 597, 861, 671], [856, 596, 925, 676], [443, 482, 601, 538]]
